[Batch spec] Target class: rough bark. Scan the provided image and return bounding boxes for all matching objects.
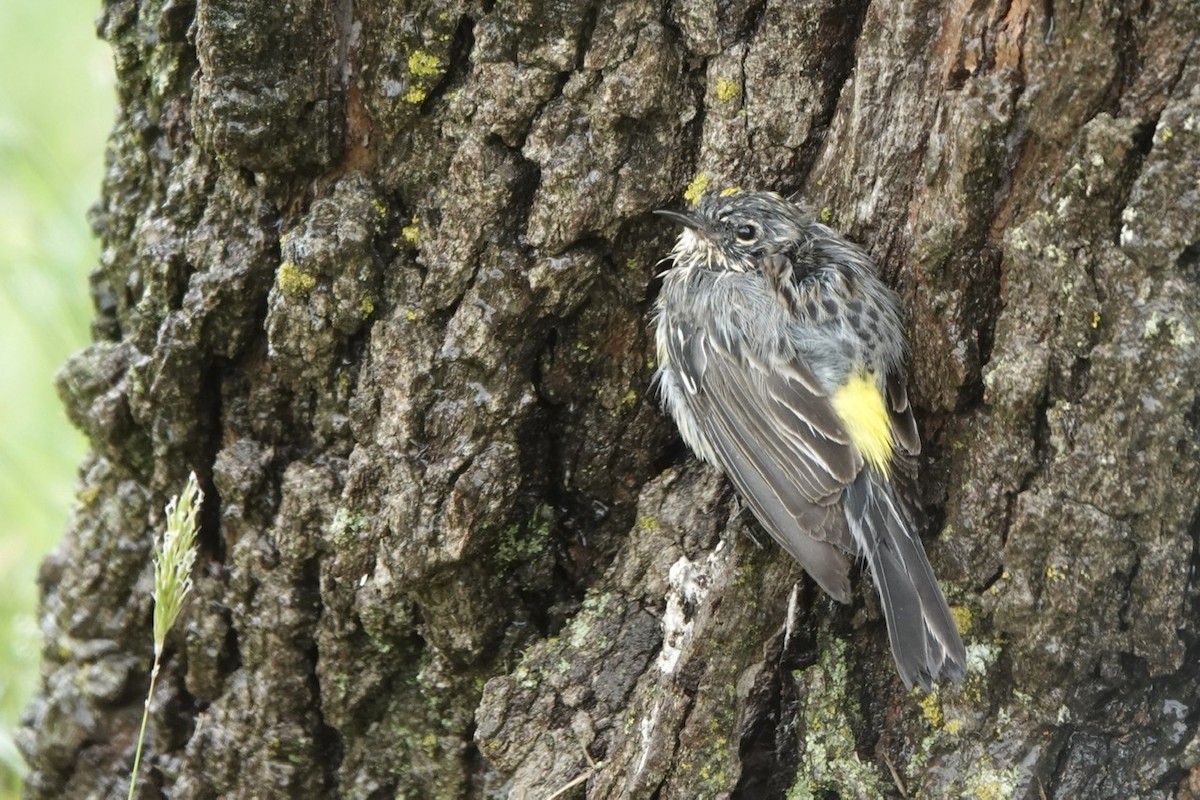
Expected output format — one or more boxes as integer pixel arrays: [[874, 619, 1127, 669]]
[[19, 0, 1200, 798]]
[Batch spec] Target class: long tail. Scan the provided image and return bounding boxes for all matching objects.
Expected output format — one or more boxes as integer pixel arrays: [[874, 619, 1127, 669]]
[[844, 470, 966, 690]]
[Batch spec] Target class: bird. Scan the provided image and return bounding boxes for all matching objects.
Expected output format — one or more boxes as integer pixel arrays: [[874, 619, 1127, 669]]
[[651, 190, 966, 690]]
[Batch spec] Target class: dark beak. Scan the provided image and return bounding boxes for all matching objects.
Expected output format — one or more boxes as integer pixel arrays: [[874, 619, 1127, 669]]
[[654, 208, 704, 230]]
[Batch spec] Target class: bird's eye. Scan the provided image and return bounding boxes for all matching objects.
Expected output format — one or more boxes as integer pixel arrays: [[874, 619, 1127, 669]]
[[734, 224, 757, 243]]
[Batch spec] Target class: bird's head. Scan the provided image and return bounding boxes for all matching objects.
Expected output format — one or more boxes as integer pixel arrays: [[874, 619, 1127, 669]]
[[656, 191, 808, 273]]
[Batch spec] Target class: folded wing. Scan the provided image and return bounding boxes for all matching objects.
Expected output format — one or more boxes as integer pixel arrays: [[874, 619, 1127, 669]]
[[665, 318, 861, 601]]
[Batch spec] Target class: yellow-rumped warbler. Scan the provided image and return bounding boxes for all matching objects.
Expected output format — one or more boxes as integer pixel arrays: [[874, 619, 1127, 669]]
[[652, 190, 965, 689]]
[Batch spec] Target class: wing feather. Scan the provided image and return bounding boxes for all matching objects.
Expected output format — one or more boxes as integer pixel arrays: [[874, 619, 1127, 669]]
[[667, 320, 860, 600], [886, 374, 920, 457]]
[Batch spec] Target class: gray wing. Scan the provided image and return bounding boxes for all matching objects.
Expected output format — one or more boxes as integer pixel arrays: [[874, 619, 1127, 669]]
[[665, 318, 964, 686], [666, 318, 861, 602], [886, 373, 920, 458], [884, 373, 921, 499]]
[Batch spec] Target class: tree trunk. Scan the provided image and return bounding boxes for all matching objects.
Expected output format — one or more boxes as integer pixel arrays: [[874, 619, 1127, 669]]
[[20, 0, 1200, 797]]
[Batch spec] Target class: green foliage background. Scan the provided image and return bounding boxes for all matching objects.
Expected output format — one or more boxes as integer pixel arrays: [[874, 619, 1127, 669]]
[[0, 0, 113, 794]]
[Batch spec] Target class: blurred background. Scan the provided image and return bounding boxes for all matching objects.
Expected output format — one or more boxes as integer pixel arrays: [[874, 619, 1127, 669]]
[[0, 0, 113, 794]]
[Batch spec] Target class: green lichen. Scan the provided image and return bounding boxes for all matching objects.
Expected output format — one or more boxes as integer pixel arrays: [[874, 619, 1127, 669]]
[[932, 641, 999, 720], [359, 295, 375, 319], [786, 639, 887, 799], [496, 503, 553, 565], [621, 389, 638, 407], [691, 731, 732, 790], [578, 590, 616, 620], [689, 709, 735, 789], [329, 508, 368, 547], [907, 683, 966, 788], [714, 77, 740, 102], [1143, 309, 1196, 346], [373, 667, 484, 797], [277, 261, 317, 294], [567, 608, 610, 652], [819, 207, 833, 224], [962, 761, 1022, 800]]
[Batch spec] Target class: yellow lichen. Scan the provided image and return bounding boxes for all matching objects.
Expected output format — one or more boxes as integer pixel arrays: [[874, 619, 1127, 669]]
[[963, 762, 1021, 800], [402, 215, 420, 243], [404, 86, 427, 105], [684, 172, 711, 206], [719, 185, 742, 197], [638, 515, 659, 531], [277, 262, 317, 294], [714, 77, 740, 102], [917, 691, 943, 728], [408, 50, 443, 78], [950, 605, 974, 636]]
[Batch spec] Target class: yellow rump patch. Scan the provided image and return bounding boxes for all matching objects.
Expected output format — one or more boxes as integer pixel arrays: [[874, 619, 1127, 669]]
[[830, 372, 894, 476]]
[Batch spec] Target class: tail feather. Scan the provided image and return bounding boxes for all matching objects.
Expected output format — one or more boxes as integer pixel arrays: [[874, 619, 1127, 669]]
[[845, 471, 966, 690]]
